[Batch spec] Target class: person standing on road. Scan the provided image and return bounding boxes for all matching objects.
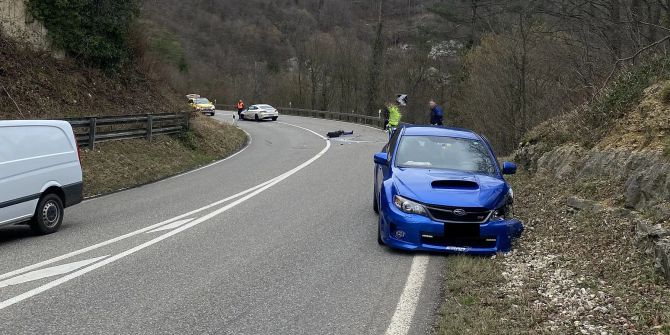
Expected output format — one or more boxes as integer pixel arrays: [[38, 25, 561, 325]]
[[429, 100, 444, 126], [236, 100, 245, 119], [381, 101, 402, 140]]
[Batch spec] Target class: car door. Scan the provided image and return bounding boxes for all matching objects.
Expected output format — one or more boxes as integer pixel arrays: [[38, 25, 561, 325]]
[[248, 106, 257, 118], [376, 129, 401, 200]]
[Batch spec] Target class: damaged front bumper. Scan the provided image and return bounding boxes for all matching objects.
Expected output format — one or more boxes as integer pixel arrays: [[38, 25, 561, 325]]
[[380, 204, 523, 255]]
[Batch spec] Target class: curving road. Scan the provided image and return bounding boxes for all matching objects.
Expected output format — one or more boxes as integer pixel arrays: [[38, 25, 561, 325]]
[[0, 113, 445, 335]]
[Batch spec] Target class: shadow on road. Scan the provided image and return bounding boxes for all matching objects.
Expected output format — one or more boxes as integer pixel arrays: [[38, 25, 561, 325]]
[[0, 225, 37, 244]]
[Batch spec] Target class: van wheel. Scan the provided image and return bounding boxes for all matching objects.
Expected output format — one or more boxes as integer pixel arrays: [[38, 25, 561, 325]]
[[30, 194, 64, 235]]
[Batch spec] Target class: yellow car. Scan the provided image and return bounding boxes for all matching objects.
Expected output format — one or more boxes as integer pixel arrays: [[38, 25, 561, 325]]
[[187, 94, 216, 116]]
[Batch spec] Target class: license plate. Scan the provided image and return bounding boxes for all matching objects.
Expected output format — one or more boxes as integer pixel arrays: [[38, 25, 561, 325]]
[[444, 223, 480, 238]]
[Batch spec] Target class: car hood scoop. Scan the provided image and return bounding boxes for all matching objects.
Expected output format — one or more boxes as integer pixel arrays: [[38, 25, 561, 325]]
[[431, 179, 479, 190], [393, 168, 507, 209]]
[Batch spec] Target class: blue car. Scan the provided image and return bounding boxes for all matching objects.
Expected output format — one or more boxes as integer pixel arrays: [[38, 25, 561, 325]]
[[373, 126, 523, 255]]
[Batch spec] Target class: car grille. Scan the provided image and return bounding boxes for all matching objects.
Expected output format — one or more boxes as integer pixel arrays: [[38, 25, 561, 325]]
[[421, 234, 496, 249], [425, 205, 492, 223]]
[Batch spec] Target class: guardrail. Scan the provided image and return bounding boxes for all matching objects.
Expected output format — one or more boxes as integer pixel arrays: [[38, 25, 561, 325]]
[[219, 105, 384, 128], [65, 112, 190, 150]]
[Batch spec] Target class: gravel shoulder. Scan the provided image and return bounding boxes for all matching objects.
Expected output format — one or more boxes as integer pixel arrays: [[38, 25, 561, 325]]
[[435, 172, 670, 335]]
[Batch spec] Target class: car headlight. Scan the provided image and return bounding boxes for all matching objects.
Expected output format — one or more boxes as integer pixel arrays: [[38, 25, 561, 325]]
[[491, 203, 513, 221], [393, 195, 427, 215]]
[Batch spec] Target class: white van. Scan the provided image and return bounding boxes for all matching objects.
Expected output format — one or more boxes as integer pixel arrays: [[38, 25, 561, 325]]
[[0, 121, 83, 234]]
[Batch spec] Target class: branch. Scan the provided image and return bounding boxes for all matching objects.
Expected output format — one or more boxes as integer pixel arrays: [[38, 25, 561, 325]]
[[1, 84, 24, 118], [594, 34, 670, 100]]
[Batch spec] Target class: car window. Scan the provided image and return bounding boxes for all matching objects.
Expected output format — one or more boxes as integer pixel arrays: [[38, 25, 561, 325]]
[[394, 135, 497, 175], [195, 98, 210, 104], [249, 106, 257, 110], [259, 105, 273, 109]]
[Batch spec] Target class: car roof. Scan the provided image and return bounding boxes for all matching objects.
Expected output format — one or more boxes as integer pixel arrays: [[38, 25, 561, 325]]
[[401, 125, 481, 140]]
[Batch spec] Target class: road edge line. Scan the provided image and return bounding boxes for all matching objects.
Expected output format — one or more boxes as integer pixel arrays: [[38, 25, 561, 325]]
[[384, 255, 430, 335]]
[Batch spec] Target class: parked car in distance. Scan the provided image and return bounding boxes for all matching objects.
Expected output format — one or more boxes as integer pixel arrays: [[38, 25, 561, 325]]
[[0, 121, 84, 234], [241, 104, 279, 121], [187, 94, 216, 116], [373, 126, 523, 255]]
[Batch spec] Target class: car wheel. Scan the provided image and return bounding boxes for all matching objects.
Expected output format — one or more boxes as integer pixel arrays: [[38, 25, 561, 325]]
[[30, 193, 64, 235], [271, 116, 278, 121], [254, 114, 260, 121], [377, 216, 385, 245], [373, 189, 379, 214]]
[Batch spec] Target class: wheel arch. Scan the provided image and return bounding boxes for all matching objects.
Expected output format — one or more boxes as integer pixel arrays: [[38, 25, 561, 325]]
[[40, 182, 65, 203]]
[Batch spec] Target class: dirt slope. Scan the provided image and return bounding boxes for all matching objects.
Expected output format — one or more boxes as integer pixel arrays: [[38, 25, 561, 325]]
[[0, 35, 183, 120]]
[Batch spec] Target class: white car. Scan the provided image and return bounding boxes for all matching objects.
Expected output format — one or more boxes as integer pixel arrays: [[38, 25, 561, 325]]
[[241, 104, 279, 121], [0, 120, 84, 234]]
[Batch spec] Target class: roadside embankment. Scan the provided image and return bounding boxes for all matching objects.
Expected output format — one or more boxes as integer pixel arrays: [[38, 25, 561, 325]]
[[436, 71, 670, 334], [80, 116, 247, 197]]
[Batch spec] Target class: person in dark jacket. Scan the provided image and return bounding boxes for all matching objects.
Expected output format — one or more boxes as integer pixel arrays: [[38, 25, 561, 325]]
[[429, 100, 444, 126]]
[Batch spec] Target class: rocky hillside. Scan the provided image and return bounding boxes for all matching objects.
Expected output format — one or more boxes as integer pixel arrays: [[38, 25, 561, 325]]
[[436, 61, 670, 334]]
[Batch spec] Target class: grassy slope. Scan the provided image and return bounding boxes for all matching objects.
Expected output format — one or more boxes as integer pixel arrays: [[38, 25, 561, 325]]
[[81, 116, 246, 197]]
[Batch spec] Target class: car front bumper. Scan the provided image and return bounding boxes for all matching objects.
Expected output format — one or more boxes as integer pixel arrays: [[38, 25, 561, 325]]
[[380, 204, 523, 255]]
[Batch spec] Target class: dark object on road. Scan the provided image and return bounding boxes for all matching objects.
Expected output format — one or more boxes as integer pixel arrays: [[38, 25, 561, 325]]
[[327, 130, 354, 138]]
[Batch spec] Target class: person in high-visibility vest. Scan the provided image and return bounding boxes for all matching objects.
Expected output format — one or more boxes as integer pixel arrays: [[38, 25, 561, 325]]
[[387, 102, 402, 128], [236, 100, 245, 119], [381, 101, 402, 138]]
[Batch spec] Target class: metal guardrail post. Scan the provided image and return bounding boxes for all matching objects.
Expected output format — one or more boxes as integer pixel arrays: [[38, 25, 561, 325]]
[[146, 114, 154, 141], [89, 117, 97, 150]]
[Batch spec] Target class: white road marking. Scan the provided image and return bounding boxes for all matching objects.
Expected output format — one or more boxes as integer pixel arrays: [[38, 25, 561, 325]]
[[0, 178, 275, 282], [384, 256, 430, 335], [146, 218, 194, 233], [0, 256, 109, 289], [0, 121, 330, 310]]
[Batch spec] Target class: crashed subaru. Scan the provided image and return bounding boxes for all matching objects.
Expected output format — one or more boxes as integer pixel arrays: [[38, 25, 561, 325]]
[[373, 126, 523, 255]]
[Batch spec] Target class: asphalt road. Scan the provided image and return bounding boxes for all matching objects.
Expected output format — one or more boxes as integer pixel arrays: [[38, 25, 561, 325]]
[[0, 113, 445, 335]]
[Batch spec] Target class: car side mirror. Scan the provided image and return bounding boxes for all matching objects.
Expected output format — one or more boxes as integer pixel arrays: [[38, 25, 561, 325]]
[[374, 152, 389, 166], [502, 162, 517, 175]]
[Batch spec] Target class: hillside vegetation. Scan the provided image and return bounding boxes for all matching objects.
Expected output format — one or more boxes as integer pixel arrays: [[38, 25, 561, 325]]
[[0, 35, 182, 119], [140, 0, 670, 155], [0, 4, 247, 197], [436, 59, 670, 335]]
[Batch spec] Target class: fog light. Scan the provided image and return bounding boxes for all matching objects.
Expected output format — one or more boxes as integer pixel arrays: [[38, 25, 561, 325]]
[[395, 230, 406, 239]]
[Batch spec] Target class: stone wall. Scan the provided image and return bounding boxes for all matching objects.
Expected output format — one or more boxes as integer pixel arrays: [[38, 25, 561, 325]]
[[0, 0, 49, 50]]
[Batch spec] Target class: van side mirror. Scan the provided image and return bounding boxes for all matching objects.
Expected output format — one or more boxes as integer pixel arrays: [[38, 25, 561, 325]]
[[374, 152, 389, 166], [502, 162, 517, 175]]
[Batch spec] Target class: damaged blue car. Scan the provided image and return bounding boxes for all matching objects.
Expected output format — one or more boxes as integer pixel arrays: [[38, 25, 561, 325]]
[[373, 126, 523, 255]]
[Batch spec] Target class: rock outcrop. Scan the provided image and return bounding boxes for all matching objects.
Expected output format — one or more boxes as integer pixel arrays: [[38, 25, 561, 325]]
[[0, 0, 50, 50]]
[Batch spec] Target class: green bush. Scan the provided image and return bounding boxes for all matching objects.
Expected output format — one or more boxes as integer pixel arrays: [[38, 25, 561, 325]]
[[27, 0, 139, 70]]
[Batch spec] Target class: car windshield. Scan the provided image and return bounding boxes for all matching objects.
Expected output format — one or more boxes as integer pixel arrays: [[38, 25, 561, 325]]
[[258, 105, 274, 109], [395, 135, 497, 175], [195, 98, 210, 104]]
